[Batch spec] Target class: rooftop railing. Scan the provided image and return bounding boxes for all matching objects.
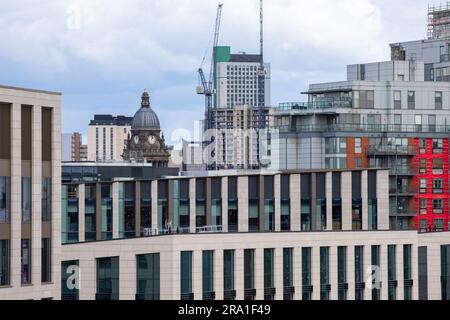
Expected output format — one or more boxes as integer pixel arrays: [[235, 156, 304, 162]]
[[278, 99, 352, 111], [272, 124, 450, 134]]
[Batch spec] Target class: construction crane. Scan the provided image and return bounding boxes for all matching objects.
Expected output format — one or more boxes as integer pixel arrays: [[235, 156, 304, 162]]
[[258, 0, 265, 130], [197, 3, 223, 131]]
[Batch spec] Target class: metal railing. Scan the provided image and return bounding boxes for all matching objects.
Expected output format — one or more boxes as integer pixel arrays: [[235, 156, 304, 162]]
[[366, 145, 416, 155], [272, 124, 450, 134], [278, 99, 352, 111], [141, 225, 223, 237]]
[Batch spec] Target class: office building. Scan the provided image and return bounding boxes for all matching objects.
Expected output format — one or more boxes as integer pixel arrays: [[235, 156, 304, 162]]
[[87, 115, 132, 162], [0, 85, 61, 300]]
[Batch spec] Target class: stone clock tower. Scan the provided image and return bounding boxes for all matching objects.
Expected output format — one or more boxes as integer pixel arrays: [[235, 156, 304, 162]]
[[122, 89, 170, 167]]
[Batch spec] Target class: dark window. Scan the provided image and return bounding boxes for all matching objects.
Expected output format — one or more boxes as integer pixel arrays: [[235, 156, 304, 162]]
[[140, 182, 152, 235], [202, 251, 214, 300], [407, 91, 415, 109], [355, 246, 364, 300], [418, 247, 428, 300], [283, 248, 294, 300], [158, 180, 168, 232], [264, 249, 275, 300], [211, 178, 222, 227], [228, 177, 238, 232], [280, 175, 290, 231], [368, 171, 377, 230], [41, 178, 51, 222], [96, 257, 119, 300], [248, 176, 259, 232], [21, 239, 31, 284], [337, 246, 347, 300], [244, 249, 255, 300], [0, 240, 9, 286], [388, 245, 397, 300], [41, 238, 51, 283], [223, 250, 235, 300], [123, 182, 135, 238], [302, 247, 312, 300], [403, 245, 412, 300], [196, 179, 206, 229], [180, 251, 193, 300], [85, 184, 96, 241], [301, 174, 311, 231], [136, 253, 160, 300], [264, 176, 275, 232], [22, 177, 31, 223], [371, 246, 380, 300], [320, 247, 330, 300], [332, 173, 342, 231], [0, 177, 10, 224], [316, 174, 327, 231], [352, 172, 362, 230], [101, 184, 113, 240], [61, 260, 79, 300]]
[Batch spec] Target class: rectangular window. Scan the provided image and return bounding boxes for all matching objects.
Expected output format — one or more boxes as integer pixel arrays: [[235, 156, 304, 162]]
[[433, 199, 444, 214], [264, 249, 275, 300], [248, 176, 259, 232], [96, 257, 119, 300], [61, 260, 79, 300], [41, 238, 51, 283], [433, 139, 444, 154], [283, 248, 294, 300], [435, 91, 443, 110], [418, 247, 428, 300], [420, 179, 427, 194], [0, 240, 9, 286], [419, 159, 427, 174], [41, 178, 51, 222], [202, 251, 214, 300], [320, 247, 330, 300], [429, 115, 437, 132], [371, 246, 380, 300], [196, 179, 206, 229], [21, 239, 31, 284], [355, 246, 364, 300], [354, 138, 362, 154], [136, 253, 160, 300], [0, 177, 10, 224], [394, 91, 402, 109], [433, 179, 444, 194], [180, 251, 193, 300], [281, 176, 291, 231], [332, 173, 342, 231], [101, 184, 113, 240], [302, 248, 312, 300], [244, 249, 256, 300], [85, 184, 96, 241], [408, 91, 415, 109], [352, 172, 362, 231], [223, 250, 235, 300], [22, 177, 31, 223], [301, 174, 311, 231], [388, 245, 397, 300], [403, 245, 412, 300], [337, 246, 347, 300]]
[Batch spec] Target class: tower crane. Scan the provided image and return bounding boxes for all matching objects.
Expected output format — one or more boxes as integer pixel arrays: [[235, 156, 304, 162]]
[[197, 3, 223, 131]]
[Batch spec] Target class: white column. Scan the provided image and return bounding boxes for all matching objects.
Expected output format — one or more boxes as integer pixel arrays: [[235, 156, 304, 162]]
[[238, 176, 248, 233], [235, 249, 244, 300], [381, 245, 389, 300], [377, 170, 390, 230], [312, 246, 320, 300], [112, 182, 119, 239], [274, 175, 281, 232], [362, 170, 369, 231], [119, 253, 136, 300], [160, 249, 177, 300], [193, 250, 202, 300], [330, 246, 338, 300], [255, 248, 264, 300], [78, 184, 85, 243], [151, 180, 158, 231], [79, 258, 96, 300], [290, 174, 300, 232], [214, 250, 224, 300], [294, 247, 302, 300], [221, 178, 228, 233], [341, 172, 352, 231], [274, 247, 284, 300], [10, 103, 21, 288], [326, 172, 332, 231], [189, 179, 196, 234], [31, 105, 42, 285]]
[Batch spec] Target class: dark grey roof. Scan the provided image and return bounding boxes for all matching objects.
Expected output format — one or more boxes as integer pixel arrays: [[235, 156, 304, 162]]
[[89, 115, 133, 126], [230, 54, 263, 63], [131, 90, 161, 131]]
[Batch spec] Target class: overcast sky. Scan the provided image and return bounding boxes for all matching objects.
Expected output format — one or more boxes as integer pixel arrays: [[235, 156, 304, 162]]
[[0, 0, 429, 145]]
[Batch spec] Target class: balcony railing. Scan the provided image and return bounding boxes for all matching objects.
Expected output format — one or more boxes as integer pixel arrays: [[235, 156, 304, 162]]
[[278, 99, 352, 111], [272, 124, 450, 134], [367, 145, 416, 156]]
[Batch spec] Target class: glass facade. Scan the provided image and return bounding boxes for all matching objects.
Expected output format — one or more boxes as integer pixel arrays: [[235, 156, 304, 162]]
[[101, 184, 113, 240], [337, 246, 347, 300], [263, 248, 275, 300], [136, 253, 160, 300], [283, 248, 294, 300], [22, 177, 31, 223], [354, 246, 364, 300], [196, 179, 206, 229], [388, 245, 397, 300], [403, 244, 412, 300], [61, 260, 79, 300], [21, 239, 31, 284], [202, 250, 214, 300], [301, 175, 311, 231], [223, 250, 235, 300], [178, 180, 190, 230], [85, 184, 96, 241], [180, 251, 193, 300], [320, 247, 330, 300], [41, 238, 51, 283], [371, 245, 380, 300], [316, 174, 327, 231], [418, 246, 428, 300], [96, 257, 119, 300], [280, 175, 290, 231], [248, 177, 259, 232], [332, 173, 342, 231], [140, 182, 152, 235], [302, 247, 312, 300], [368, 171, 377, 230], [0, 240, 9, 286], [41, 177, 51, 222], [264, 176, 275, 232], [228, 177, 238, 232], [211, 178, 222, 227], [62, 185, 79, 243], [0, 177, 10, 224], [120, 182, 135, 238], [352, 172, 362, 230], [158, 180, 168, 232], [244, 249, 255, 300]]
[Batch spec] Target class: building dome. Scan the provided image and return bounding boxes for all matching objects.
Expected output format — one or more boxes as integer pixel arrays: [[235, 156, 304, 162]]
[[131, 90, 161, 131]]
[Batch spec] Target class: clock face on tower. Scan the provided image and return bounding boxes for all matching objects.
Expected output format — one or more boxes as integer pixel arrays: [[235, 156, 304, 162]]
[[148, 135, 156, 145], [133, 135, 139, 144]]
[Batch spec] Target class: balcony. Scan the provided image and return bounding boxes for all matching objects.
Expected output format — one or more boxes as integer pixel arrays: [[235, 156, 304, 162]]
[[272, 124, 450, 134], [277, 98, 352, 112], [390, 167, 416, 176], [367, 145, 416, 156]]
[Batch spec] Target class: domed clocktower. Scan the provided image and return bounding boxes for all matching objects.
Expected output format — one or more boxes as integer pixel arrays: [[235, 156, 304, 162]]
[[122, 89, 170, 167]]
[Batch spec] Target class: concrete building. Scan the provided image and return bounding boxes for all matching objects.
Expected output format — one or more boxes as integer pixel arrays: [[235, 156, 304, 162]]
[[56, 169, 450, 301], [87, 115, 132, 162], [270, 18, 450, 232], [0, 85, 61, 300]]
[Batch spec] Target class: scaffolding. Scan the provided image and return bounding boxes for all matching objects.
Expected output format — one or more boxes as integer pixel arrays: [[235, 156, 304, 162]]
[[428, 2, 450, 39]]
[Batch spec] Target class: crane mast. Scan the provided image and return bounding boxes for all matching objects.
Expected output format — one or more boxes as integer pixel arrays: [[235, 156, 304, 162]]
[[258, 0, 265, 130]]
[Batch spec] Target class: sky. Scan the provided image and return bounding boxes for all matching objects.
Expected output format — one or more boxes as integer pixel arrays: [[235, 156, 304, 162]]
[[0, 0, 429, 146]]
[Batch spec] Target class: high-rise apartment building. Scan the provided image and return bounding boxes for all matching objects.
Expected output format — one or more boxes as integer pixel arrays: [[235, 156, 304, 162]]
[[62, 132, 85, 162], [87, 115, 132, 162], [0, 85, 61, 300], [270, 11, 450, 232]]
